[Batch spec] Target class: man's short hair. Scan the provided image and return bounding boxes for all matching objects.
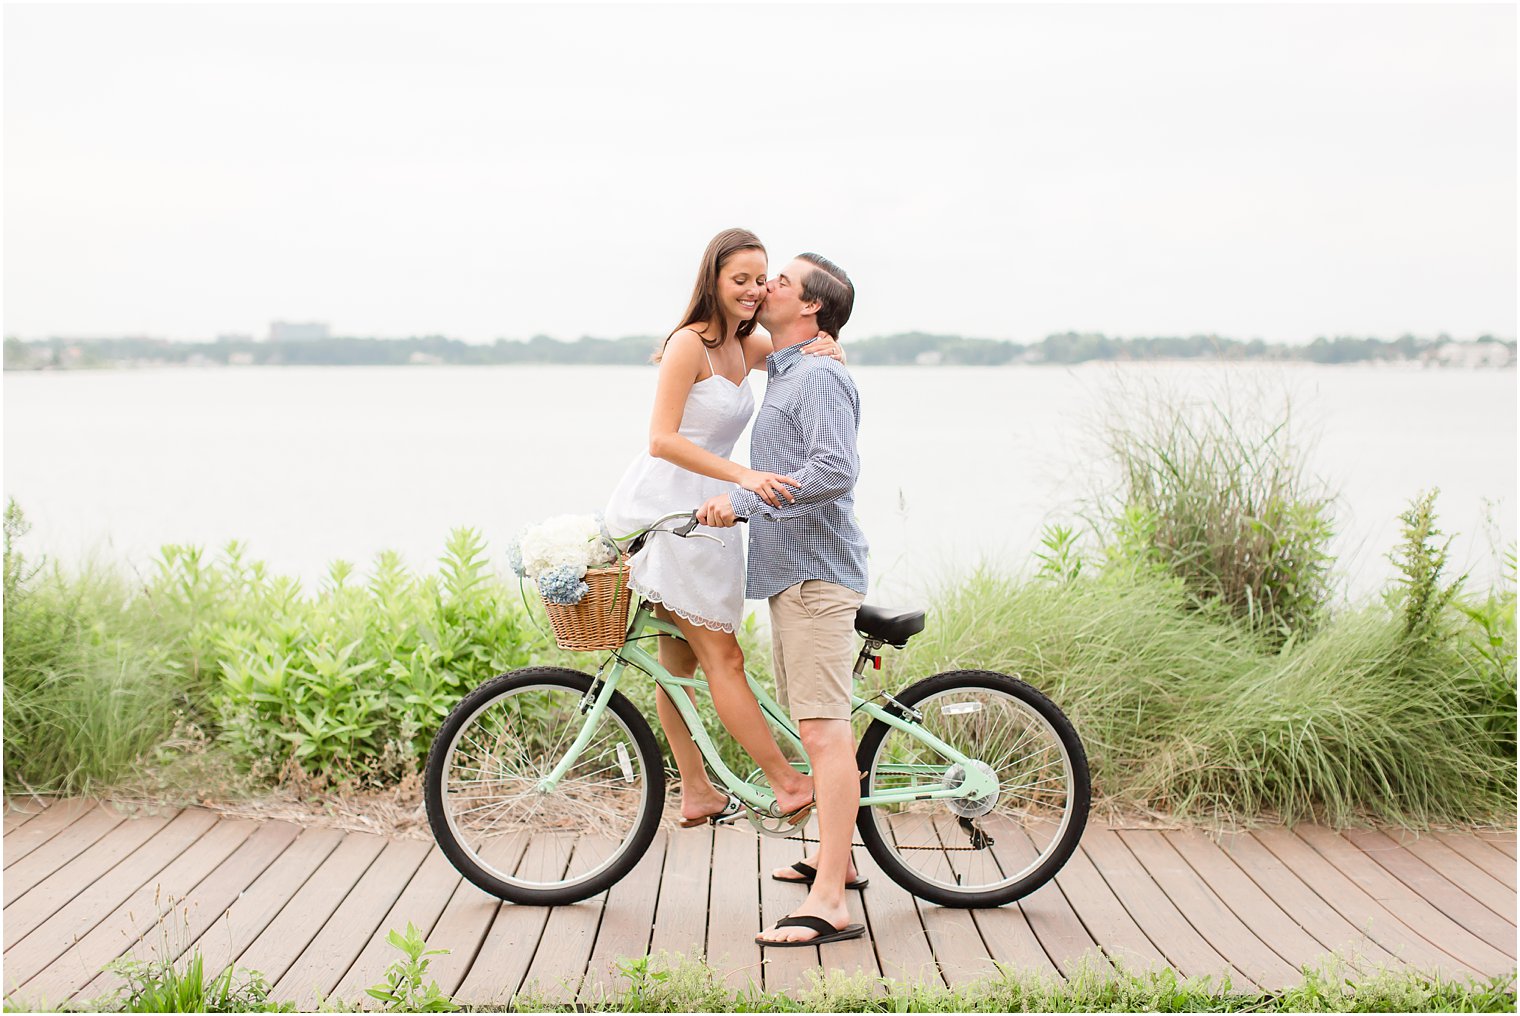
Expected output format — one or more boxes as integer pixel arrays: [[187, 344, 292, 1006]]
[[797, 253, 855, 338]]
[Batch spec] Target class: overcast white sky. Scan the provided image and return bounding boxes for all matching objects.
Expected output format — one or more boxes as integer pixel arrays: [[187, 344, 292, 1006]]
[[4, 2, 1515, 343]]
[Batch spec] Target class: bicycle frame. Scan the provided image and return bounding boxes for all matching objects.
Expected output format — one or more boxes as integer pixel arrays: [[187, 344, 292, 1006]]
[[536, 600, 1000, 810]]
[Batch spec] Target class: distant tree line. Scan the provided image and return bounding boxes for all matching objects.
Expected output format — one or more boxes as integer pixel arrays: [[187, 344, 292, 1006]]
[[4, 330, 1514, 370]]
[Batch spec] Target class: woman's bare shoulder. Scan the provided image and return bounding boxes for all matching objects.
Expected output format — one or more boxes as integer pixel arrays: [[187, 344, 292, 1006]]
[[660, 327, 709, 378]]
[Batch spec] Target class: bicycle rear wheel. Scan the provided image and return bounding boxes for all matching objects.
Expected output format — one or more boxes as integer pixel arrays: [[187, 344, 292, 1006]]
[[855, 669, 1089, 908], [424, 666, 665, 906]]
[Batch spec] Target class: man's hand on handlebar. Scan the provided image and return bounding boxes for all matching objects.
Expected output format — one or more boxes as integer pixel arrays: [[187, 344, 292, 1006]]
[[697, 494, 739, 528]]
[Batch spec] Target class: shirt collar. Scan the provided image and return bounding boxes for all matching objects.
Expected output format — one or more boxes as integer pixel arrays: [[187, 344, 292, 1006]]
[[766, 335, 819, 379]]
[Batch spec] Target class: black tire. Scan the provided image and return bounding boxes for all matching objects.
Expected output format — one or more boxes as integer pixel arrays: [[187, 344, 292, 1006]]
[[855, 669, 1090, 908], [424, 666, 665, 906]]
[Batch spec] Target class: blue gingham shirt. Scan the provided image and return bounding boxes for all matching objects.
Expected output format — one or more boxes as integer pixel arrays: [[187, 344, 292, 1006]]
[[728, 338, 869, 599]]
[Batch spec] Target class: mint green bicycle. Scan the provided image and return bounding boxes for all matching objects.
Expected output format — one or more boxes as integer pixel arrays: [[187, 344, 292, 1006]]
[[424, 512, 1089, 909]]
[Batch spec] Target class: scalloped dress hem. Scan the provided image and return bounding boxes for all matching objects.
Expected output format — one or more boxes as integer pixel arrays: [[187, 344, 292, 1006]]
[[630, 580, 738, 634]]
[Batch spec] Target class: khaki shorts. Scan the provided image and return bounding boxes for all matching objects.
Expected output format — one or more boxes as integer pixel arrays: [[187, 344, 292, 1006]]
[[768, 580, 866, 722]]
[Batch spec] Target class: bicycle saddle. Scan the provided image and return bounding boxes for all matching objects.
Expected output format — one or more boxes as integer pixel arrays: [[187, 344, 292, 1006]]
[[854, 604, 926, 647]]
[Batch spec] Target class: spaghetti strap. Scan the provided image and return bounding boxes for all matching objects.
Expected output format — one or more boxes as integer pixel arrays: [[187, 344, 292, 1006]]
[[701, 343, 716, 379]]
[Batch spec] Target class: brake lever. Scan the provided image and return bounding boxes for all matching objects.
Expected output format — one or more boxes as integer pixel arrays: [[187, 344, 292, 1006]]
[[687, 532, 725, 547]]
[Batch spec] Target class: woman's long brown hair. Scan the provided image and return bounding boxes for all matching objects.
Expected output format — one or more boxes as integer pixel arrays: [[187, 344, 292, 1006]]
[[653, 228, 765, 363]]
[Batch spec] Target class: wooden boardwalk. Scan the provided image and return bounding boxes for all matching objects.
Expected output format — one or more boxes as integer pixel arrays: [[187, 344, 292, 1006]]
[[2, 798, 1514, 1009]]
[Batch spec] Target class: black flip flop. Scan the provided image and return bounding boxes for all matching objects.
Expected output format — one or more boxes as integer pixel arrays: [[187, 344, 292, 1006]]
[[755, 914, 866, 948], [772, 861, 869, 891]]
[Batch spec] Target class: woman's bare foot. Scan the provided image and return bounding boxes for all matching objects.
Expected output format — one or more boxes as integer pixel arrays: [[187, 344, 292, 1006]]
[[770, 773, 814, 818], [679, 782, 733, 825]]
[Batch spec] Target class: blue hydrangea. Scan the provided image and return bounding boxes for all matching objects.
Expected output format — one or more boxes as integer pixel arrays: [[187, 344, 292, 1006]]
[[505, 537, 526, 578], [538, 564, 589, 605]]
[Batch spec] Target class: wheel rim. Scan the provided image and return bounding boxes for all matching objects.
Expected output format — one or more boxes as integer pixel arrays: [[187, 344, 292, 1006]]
[[864, 684, 1078, 894], [439, 682, 653, 891]]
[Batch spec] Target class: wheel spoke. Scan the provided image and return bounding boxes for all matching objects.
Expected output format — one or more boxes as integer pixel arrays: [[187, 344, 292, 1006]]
[[861, 675, 1087, 902], [428, 675, 660, 896]]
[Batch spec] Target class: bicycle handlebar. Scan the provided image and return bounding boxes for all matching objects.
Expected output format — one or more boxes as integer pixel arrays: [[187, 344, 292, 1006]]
[[618, 510, 741, 556]]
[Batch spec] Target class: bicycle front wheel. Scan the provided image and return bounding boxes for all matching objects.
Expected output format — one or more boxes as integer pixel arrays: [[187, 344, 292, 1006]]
[[856, 669, 1089, 908], [424, 666, 665, 906]]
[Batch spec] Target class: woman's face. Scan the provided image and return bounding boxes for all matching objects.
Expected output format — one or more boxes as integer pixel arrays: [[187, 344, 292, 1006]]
[[717, 249, 767, 323]]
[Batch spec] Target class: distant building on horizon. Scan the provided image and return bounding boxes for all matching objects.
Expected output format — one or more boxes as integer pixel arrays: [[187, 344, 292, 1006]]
[[269, 321, 330, 342]]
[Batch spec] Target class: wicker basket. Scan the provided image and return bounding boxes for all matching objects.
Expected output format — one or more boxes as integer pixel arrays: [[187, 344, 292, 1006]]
[[542, 561, 633, 652]]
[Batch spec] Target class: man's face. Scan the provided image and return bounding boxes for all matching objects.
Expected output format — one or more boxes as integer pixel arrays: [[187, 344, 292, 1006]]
[[757, 259, 816, 331]]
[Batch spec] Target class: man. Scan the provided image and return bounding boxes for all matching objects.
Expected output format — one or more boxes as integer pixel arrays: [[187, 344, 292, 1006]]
[[698, 252, 869, 947]]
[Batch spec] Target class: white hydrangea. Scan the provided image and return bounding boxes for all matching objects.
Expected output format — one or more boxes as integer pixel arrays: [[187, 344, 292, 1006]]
[[510, 513, 620, 604]]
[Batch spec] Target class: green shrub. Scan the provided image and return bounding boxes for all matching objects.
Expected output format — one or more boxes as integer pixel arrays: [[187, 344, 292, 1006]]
[[159, 529, 548, 781], [3, 501, 193, 795], [1100, 382, 1334, 641], [885, 506, 1516, 825], [102, 950, 287, 1014]]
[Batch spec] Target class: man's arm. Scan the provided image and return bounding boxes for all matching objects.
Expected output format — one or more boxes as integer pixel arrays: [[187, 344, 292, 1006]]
[[729, 369, 859, 522]]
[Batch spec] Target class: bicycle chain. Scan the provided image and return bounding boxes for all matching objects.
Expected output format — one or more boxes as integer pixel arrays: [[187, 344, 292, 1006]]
[[782, 834, 988, 852]]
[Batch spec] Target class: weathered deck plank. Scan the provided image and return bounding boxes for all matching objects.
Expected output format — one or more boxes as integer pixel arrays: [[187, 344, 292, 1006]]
[[891, 812, 997, 988], [1341, 828, 1515, 958], [3, 799, 98, 869], [275, 837, 432, 1009], [1435, 831, 1519, 890], [991, 823, 1111, 979], [579, 829, 668, 1003], [1382, 830, 1516, 926], [1250, 827, 1478, 978], [1216, 830, 1400, 970], [420, 834, 528, 997], [15, 818, 261, 1005], [852, 832, 941, 985], [187, 826, 345, 989], [3, 809, 217, 993], [3, 798, 52, 837], [1047, 834, 1169, 975], [512, 836, 617, 1006], [227, 832, 388, 987], [649, 823, 713, 961], [1165, 829, 1355, 974], [4, 810, 176, 952], [4, 802, 1513, 1008], [457, 835, 567, 1006], [329, 846, 464, 1008], [1292, 825, 1513, 976], [1471, 829, 1517, 859], [4, 805, 127, 906], [73, 820, 302, 1005], [701, 826, 762, 993], [1082, 826, 1252, 988], [931, 815, 1059, 980], [756, 830, 822, 992], [1120, 830, 1299, 989]]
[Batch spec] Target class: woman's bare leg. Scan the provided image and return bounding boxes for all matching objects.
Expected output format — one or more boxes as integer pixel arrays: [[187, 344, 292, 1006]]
[[652, 606, 730, 822], [671, 615, 813, 815]]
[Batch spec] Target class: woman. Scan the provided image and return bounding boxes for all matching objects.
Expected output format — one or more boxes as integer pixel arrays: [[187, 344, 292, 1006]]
[[604, 228, 842, 827]]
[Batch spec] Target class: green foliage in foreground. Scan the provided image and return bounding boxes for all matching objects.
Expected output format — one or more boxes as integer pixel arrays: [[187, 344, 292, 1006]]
[[11, 941, 1516, 1013], [885, 493, 1515, 825], [539, 953, 1519, 1013], [1099, 384, 1335, 642], [3, 488, 1516, 825], [3, 501, 195, 795]]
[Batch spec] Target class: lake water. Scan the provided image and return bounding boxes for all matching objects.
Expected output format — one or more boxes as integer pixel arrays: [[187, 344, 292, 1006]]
[[3, 363, 1515, 605]]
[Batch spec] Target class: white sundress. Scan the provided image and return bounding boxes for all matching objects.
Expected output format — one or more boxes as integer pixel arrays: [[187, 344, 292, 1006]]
[[603, 346, 755, 633]]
